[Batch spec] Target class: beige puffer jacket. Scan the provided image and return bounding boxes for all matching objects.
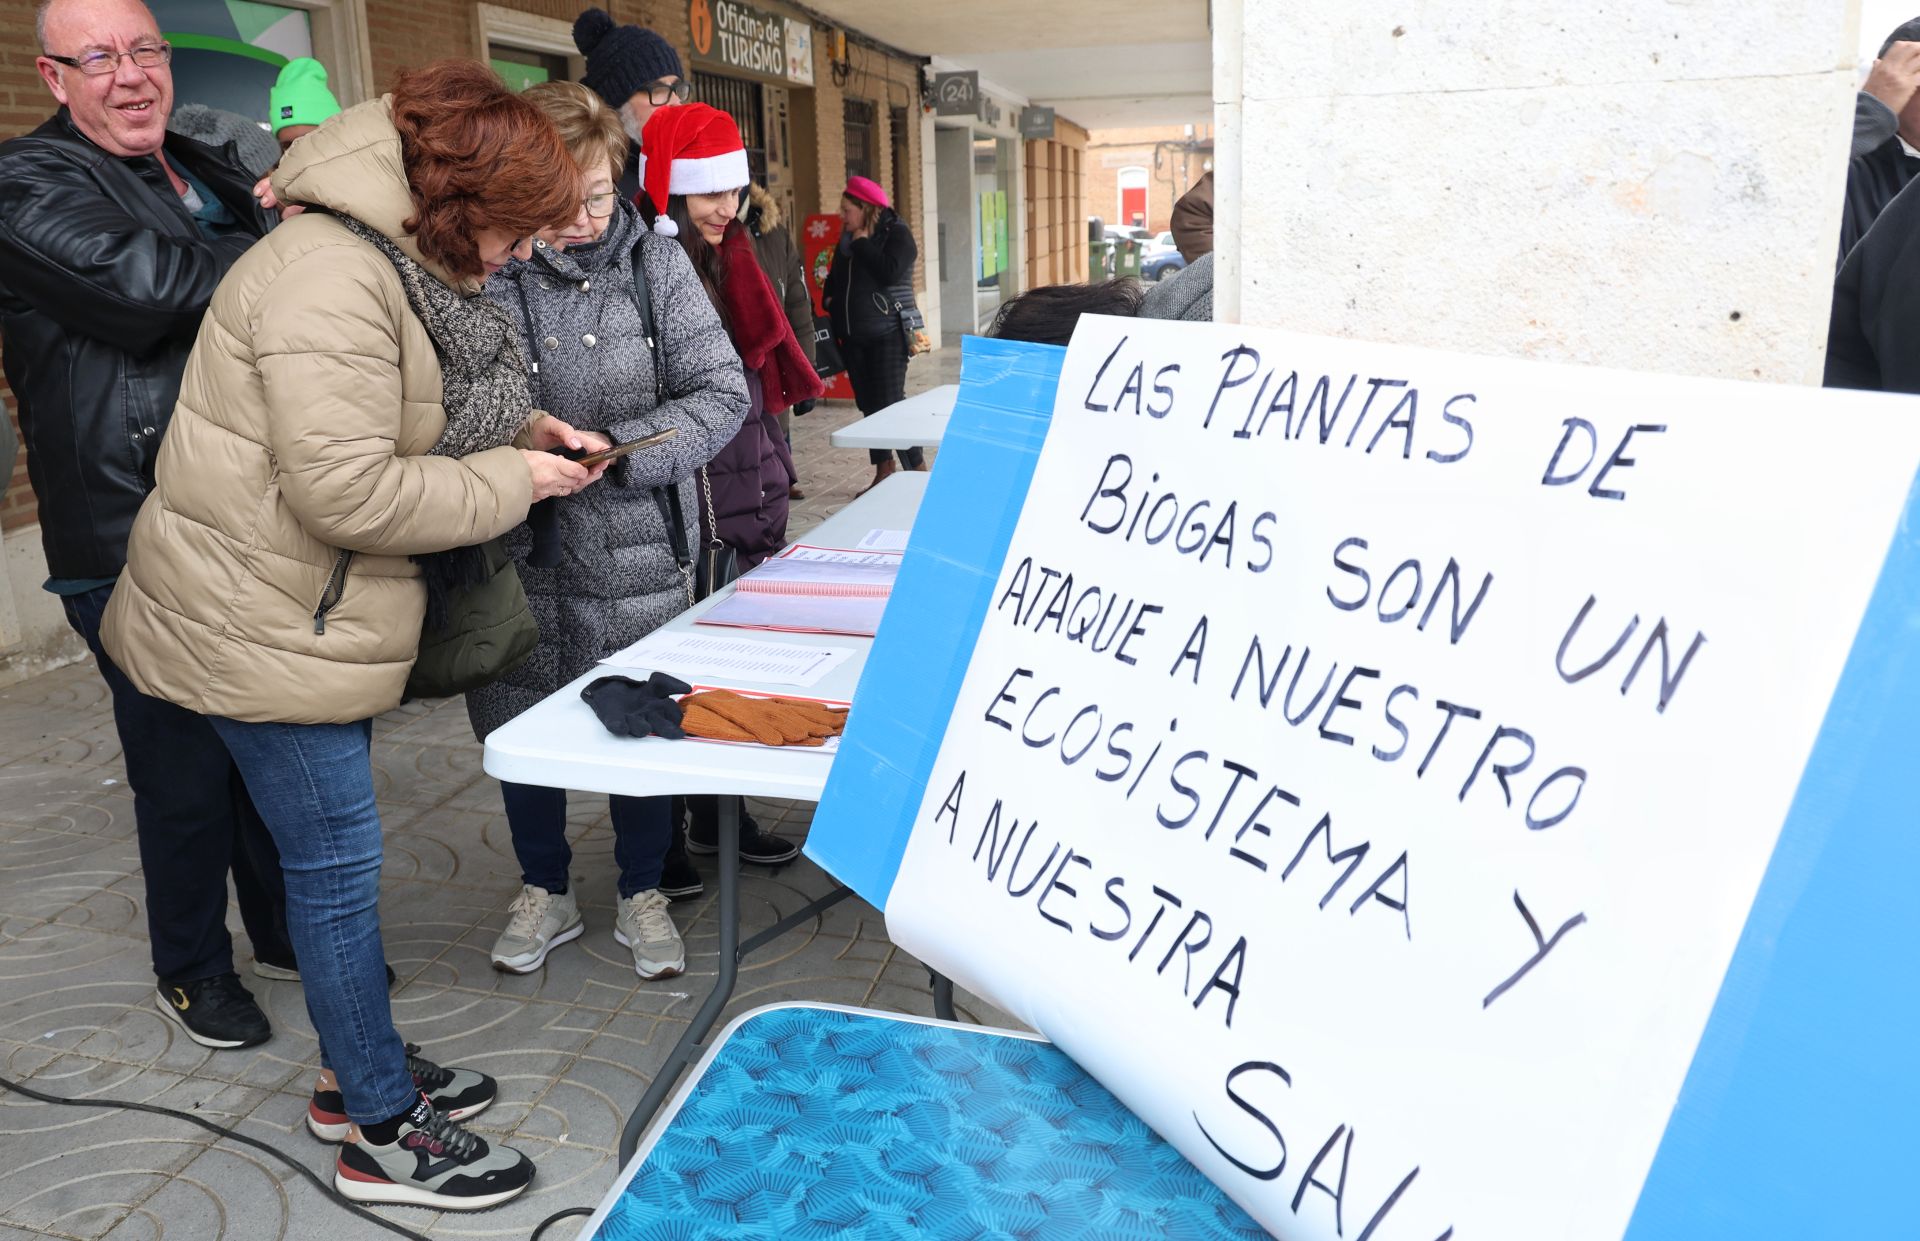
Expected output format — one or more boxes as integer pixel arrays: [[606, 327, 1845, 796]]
[[102, 99, 538, 725]]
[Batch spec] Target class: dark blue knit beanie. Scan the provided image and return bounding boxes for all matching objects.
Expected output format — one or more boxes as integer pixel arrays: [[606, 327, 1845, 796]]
[[575, 8, 684, 110]]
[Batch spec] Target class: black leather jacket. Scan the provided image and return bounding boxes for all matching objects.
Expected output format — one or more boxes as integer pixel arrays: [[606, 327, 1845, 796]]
[[824, 209, 916, 344], [0, 110, 272, 579]]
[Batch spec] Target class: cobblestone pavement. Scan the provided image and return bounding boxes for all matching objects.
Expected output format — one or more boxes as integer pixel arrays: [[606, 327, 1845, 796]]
[[0, 347, 996, 1241]]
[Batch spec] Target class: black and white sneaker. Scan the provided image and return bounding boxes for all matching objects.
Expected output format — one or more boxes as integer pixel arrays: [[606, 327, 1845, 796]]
[[154, 974, 271, 1049], [308, 1044, 497, 1142], [686, 808, 800, 865], [335, 1097, 534, 1211]]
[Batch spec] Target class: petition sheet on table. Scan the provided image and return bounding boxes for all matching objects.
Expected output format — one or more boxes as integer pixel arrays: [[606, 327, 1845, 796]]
[[880, 315, 1920, 1240]]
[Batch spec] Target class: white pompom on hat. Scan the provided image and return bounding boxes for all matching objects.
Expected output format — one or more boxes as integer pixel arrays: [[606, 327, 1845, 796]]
[[637, 103, 750, 238]]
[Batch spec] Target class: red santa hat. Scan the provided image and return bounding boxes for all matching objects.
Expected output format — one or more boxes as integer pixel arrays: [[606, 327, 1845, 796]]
[[637, 103, 750, 238]]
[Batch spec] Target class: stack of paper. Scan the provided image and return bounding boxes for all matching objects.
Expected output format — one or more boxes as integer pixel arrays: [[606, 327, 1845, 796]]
[[697, 545, 902, 637]]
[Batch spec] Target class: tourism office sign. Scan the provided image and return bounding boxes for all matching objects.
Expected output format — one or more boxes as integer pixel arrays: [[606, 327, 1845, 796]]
[[688, 0, 815, 87]]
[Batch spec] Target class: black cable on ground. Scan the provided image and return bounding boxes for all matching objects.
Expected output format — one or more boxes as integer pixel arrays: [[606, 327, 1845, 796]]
[[530, 1206, 595, 1240], [0, 1070, 432, 1241]]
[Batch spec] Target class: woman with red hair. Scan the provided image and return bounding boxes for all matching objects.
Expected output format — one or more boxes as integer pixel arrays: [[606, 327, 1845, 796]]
[[103, 60, 598, 1210]]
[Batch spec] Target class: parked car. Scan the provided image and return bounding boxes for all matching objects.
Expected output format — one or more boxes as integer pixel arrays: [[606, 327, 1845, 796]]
[[1142, 231, 1187, 281]]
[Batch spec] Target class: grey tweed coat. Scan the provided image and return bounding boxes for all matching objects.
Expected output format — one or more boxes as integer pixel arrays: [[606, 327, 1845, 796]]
[[466, 203, 749, 740]]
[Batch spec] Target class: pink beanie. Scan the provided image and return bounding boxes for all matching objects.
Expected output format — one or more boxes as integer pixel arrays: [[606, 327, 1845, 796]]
[[843, 175, 890, 209]]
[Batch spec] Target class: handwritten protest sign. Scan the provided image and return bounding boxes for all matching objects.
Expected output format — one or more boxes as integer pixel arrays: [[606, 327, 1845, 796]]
[[875, 319, 1920, 1239]]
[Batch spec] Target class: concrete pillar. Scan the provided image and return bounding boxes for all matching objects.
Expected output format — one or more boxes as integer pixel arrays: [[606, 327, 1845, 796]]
[[1215, 2, 1861, 383]]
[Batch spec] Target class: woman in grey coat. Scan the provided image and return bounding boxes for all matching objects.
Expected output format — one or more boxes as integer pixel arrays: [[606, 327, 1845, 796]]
[[471, 83, 748, 983]]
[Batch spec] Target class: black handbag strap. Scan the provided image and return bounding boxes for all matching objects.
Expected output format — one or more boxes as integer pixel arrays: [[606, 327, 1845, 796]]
[[630, 242, 666, 398]]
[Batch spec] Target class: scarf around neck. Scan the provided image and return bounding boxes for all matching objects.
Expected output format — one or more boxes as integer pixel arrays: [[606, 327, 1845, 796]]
[[715, 221, 824, 415], [334, 213, 533, 626]]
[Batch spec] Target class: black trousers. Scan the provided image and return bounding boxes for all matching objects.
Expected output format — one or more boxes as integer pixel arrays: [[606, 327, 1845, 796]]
[[841, 332, 924, 469], [62, 582, 292, 985]]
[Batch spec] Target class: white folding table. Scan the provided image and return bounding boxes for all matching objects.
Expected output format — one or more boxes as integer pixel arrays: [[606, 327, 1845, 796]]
[[483, 472, 949, 1165], [827, 382, 958, 451]]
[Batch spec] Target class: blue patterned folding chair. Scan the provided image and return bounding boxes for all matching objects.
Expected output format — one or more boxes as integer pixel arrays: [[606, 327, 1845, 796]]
[[582, 1003, 1264, 1240]]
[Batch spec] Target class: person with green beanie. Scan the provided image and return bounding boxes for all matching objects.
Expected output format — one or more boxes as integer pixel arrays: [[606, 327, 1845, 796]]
[[269, 57, 340, 155]]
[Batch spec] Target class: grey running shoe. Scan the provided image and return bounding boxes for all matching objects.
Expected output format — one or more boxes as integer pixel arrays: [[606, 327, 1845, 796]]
[[307, 1044, 497, 1142], [334, 1100, 534, 1210], [490, 884, 582, 974], [614, 889, 685, 980]]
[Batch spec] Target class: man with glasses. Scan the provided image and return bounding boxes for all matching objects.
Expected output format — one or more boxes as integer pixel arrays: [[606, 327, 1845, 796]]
[[0, 0, 292, 1049], [572, 7, 691, 204]]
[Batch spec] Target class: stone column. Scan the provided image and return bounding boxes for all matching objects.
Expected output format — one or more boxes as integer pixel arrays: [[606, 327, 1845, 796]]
[[1213, 2, 1861, 383]]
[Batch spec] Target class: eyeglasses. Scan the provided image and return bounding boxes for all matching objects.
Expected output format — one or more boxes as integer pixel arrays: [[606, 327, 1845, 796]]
[[644, 79, 692, 107], [45, 42, 172, 75], [583, 191, 617, 219]]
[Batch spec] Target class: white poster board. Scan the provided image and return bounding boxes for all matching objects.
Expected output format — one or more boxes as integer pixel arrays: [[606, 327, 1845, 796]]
[[883, 318, 1920, 1239]]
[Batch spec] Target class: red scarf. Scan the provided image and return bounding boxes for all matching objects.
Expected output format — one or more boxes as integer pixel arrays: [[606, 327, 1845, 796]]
[[717, 222, 824, 414]]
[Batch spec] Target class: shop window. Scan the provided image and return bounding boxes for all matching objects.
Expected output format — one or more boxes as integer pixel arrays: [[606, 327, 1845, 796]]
[[889, 105, 910, 218], [155, 0, 371, 116], [490, 43, 569, 91], [476, 5, 584, 92], [155, 0, 311, 121], [696, 71, 766, 153], [844, 98, 876, 182]]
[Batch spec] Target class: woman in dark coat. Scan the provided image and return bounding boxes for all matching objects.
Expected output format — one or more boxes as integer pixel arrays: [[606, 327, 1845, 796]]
[[638, 102, 826, 863], [824, 175, 924, 492]]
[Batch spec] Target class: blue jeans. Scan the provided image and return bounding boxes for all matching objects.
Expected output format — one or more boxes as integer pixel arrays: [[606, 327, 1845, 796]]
[[209, 716, 416, 1125], [500, 783, 671, 900], [62, 582, 291, 983]]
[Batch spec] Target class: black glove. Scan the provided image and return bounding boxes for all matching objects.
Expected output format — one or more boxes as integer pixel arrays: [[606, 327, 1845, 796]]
[[648, 670, 693, 697], [580, 674, 688, 739], [792, 399, 816, 416]]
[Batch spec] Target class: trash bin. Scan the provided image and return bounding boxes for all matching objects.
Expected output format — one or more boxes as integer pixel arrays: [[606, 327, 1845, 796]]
[[1113, 237, 1143, 280], [1089, 238, 1113, 282]]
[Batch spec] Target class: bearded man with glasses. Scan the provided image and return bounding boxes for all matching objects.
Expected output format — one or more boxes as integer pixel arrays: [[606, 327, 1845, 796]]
[[572, 8, 692, 204], [0, 0, 295, 1050]]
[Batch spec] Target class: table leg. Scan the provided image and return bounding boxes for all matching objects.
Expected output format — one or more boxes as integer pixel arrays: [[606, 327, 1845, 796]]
[[617, 793, 742, 1167], [932, 972, 957, 1022]]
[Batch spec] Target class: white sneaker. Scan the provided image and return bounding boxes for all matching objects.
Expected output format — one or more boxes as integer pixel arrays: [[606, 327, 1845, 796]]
[[613, 890, 685, 980], [490, 884, 582, 973]]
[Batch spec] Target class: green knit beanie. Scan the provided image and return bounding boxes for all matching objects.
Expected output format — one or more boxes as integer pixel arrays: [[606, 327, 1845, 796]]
[[270, 58, 341, 134]]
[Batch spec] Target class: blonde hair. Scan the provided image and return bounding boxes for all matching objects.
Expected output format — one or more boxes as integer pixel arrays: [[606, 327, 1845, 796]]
[[521, 80, 629, 179], [841, 194, 881, 233]]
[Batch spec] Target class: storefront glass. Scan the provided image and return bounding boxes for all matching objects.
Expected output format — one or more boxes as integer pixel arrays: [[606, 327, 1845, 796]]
[[154, 0, 311, 121], [973, 136, 1015, 328]]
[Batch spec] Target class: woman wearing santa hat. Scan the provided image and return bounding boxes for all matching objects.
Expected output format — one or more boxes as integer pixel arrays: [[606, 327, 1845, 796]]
[[636, 101, 826, 861]]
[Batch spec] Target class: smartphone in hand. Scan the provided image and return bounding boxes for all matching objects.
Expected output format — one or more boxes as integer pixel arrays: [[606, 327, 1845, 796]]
[[571, 427, 679, 469]]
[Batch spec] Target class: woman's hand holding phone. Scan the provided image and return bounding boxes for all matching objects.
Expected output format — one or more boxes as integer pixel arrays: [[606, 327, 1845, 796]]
[[522, 451, 600, 501], [523, 415, 611, 499]]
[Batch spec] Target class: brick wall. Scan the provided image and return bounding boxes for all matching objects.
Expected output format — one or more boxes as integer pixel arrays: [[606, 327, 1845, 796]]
[[369, 0, 690, 90], [1085, 122, 1212, 236]]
